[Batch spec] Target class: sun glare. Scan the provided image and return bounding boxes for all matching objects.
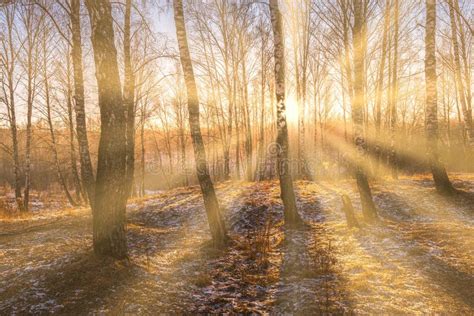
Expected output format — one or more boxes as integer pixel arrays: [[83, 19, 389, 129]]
[[286, 95, 299, 124]]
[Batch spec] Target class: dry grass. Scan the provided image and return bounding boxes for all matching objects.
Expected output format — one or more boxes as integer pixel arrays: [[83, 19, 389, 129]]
[[0, 199, 24, 220]]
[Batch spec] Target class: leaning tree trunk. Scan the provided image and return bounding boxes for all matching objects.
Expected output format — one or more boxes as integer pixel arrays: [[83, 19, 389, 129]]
[[70, 0, 95, 207], [424, 0, 455, 194], [352, 0, 378, 221], [173, 0, 228, 246], [269, 0, 302, 226], [85, 0, 128, 258]]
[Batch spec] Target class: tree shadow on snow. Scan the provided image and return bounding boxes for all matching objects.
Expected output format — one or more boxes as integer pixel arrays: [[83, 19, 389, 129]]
[[273, 189, 354, 314], [1, 249, 136, 315]]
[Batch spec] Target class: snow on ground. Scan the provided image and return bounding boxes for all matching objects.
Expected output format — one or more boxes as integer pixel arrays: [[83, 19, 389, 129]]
[[0, 175, 473, 314]]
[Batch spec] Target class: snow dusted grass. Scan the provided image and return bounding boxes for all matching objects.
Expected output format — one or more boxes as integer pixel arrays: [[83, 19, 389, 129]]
[[0, 175, 473, 313]]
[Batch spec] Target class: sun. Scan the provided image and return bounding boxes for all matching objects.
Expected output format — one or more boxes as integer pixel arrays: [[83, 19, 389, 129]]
[[285, 95, 299, 124]]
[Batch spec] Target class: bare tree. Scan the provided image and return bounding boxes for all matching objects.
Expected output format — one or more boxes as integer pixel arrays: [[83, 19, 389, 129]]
[[269, 0, 302, 226], [424, 0, 455, 194], [447, 0, 473, 145], [173, 0, 228, 246], [70, 0, 95, 207], [20, 3, 43, 211], [85, 0, 128, 258], [41, 25, 77, 206], [124, 0, 136, 197], [352, 0, 377, 221], [0, 3, 22, 207]]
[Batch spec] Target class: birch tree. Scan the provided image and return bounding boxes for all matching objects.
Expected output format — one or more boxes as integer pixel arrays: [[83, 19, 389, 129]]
[[173, 0, 228, 246], [269, 0, 302, 226], [424, 0, 455, 194], [70, 0, 95, 207], [447, 0, 473, 146], [352, 0, 377, 221]]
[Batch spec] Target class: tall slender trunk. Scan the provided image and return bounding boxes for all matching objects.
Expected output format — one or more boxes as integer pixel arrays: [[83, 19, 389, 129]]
[[70, 0, 95, 207], [8, 75, 22, 206], [388, 0, 399, 178], [173, 0, 228, 246], [453, 0, 471, 117], [85, 0, 128, 259], [313, 74, 318, 148], [124, 0, 136, 196], [140, 118, 146, 196], [242, 59, 253, 181], [374, 0, 391, 173], [341, 0, 354, 105], [43, 36, 77, 207], [424, 0, 455, 194], [352, 0, 378, 221], [23, 11, 37, 212], [66, 52, 83, 203], [3, 6, 22, 205], [235, 92, 241, 178], [256, 34, 266, 181], [448, 0, 473, 145], [269, 0, 302, 226]]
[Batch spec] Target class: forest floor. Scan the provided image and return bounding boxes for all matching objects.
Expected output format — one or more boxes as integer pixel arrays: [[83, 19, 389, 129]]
[[0, 174, 473, 314]]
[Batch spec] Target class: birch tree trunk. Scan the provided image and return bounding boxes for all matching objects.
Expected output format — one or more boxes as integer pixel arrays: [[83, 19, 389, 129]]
[[66, 52, 83, 203], [424, 0, 455, 194], [453, 0, 472, 121], [352, 0, 378, 221], [269, 0, 302, 226], [173, 0, 228, 246], [447, 0, 473, 146], [85, 0, 128, 258], [70, 0, 95, 207]]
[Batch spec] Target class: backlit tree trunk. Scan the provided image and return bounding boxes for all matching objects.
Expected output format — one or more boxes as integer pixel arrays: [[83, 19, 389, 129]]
[[173, 0, 228, 246], [374, 0, 391, 173], [85, 0, 128, 258], [70, 0, 95, 207], [388, 0, 399, 179], [43, 34, 76, 207], [352, 0, 378, 221], [453, 0, 471, 126], [424, 0, 455, 194], [66, 51, 83, 203], [447, 0, 473, 145], [269, 0, 302, 226], [124, 0, 136, 196]]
